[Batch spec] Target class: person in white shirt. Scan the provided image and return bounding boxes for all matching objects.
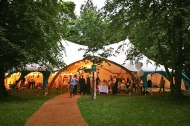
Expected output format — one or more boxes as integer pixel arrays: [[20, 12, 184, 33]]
[[69, 74, 78, 97]]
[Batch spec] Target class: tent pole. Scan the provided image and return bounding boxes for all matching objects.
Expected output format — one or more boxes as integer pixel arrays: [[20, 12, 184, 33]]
[[94, 72, 97, 99]]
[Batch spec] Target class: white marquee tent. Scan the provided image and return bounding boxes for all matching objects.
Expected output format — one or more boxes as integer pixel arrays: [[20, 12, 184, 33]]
[[7, 39, 187, 91], [25, 39, 166, 72], [60, 39, 166, 72], [49, 40, 184, 90]]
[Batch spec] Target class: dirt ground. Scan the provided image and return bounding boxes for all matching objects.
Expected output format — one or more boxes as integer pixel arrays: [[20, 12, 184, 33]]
[[24, 93, 88, 126]]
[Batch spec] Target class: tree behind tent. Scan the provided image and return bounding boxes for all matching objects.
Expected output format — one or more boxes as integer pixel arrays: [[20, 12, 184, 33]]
[[0, 0, 76, 97], [104, 0, 190, 97]]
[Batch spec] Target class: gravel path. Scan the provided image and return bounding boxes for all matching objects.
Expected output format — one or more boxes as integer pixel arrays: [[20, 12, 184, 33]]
[[24, 93, 88, 126]]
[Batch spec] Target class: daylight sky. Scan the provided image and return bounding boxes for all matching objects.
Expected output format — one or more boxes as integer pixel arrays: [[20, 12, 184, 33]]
[[64, 0, 106, 15]]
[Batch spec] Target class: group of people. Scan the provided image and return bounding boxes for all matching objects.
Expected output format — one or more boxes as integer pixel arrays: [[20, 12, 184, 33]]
[[17, 72, 167, 96], [99, 75, 139, 95], [142, 76, 166, 95], [19, 76, 38, 90], [47, 74, 166, 97], [27, 76, 35, 89], [11, 76, 35, 91], [68, 74, 91, 97], [97, 75, 166, 95], [11, 72, 167, 97]]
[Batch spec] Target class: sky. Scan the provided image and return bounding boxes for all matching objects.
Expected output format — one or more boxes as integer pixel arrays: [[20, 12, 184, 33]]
[[64, 0, 106, 15]]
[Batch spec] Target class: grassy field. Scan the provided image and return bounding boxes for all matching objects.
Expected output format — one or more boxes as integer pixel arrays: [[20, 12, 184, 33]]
[[0, 89, 59, 126], [78, 94, 190, 126], [1, 90, 190, 126]]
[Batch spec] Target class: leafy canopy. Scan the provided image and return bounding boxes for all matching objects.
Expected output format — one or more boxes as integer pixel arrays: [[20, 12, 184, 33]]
[[105, 0, 190, 68], [0, 0, 76, 71], [104, 0, 190, 96], [65, 0, 121, 57]]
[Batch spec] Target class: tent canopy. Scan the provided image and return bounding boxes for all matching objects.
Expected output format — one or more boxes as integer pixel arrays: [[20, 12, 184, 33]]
[[60, 40, 166, 72], [59, 56, 137, 81], [22, 39, 169, 88]]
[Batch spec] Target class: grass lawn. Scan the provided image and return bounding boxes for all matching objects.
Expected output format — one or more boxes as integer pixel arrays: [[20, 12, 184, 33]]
[[78, 94, 190, 126], [0, 89, 59, 126]]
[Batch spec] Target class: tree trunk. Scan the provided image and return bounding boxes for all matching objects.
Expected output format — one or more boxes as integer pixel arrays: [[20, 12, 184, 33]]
[[91, 71, 95, 100], [171, 66, 183, 98], [170, 14, 184, 98], [0, 65, 9, 97]]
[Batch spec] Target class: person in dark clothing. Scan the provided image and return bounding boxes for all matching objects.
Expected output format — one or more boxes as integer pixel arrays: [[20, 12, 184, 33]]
[[147, 80, 152, 88], [159, 76, 165, 93], [126, 78, 130, 93], [20, 78, 26, 87], [69, 74, 78, 97], [112, 76, 118, 95], [73, 75, 78, 95], [86, 74, 91, 94], [96, 76, 101, 85], [96, 75, 101, 91], [79, 75, 85, 95]]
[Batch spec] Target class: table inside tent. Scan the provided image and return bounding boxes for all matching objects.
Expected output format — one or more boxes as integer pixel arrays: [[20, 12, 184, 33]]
[[98, 85, 109, 94]]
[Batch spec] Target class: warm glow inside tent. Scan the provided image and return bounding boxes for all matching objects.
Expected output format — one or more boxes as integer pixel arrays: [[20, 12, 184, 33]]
[[53, 57, 139, 82], [4, 40, 188, 91], [147, 73, 186, 90]]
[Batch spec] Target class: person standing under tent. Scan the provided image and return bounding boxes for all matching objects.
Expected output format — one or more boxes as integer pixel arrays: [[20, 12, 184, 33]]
[[20, 77, 26, 91], [79, 75, 85, 95], [73, 75, 79, 95], [159, 76, 165, 93], [86, 74, 91, 94], [108, 75, 113, 93], [58, 75, 63, 92], [147, 79, 153, 95], [63, 75, 69, 92], [112, 76, 118, 95], [95, 75, 101, 93], [139, 79, 143, 95], [31, 76, 35, 89], [69, 74, 78, 97], [27, 76, 32, 89], [126, 78, 131, 94]]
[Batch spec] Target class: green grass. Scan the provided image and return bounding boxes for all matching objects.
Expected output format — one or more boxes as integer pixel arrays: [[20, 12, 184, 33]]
[[78, 94, 190, 126], [1, 90, 190, 126], [0, 89, 59, 126]]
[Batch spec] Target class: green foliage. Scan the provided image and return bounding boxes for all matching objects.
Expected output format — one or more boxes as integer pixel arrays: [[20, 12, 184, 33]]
[[0, 0, 76, 70], [65, 0, 116, 55], [0, 0, 76, 96], [105, 0, 190, 96], [105, 0, 190, 66]]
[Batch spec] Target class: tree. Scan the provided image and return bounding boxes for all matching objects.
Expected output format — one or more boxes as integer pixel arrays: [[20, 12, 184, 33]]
[[0, 0, 76, 97], [65, 0, 118, 55], [65, 0, 119, 99], [105, 0, 190, 97]]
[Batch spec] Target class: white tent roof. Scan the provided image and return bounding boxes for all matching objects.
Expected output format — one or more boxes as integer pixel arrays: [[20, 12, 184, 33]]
[[61, 40, 87, 65], [25, 39, 165, 72], [61, 39, 165, 72]]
